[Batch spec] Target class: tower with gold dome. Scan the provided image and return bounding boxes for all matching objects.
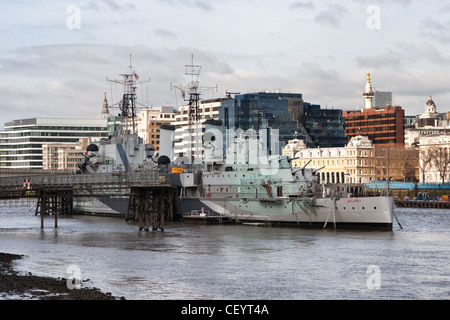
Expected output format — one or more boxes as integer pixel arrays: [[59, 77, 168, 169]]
[[343, 72, 405, 147], [363, 73, 375, 109]]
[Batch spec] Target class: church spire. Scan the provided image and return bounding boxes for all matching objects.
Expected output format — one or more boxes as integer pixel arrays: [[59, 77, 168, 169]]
[[102, 92, 109, 114]]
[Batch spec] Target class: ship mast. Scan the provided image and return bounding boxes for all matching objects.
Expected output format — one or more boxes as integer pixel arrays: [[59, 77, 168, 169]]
[[171, 54, 218, 168], [108, 55, 150, 137]]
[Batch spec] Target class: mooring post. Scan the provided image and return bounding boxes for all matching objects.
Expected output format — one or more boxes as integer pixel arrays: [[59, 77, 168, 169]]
[[144, 194, 150, 231], [40, 192, 45, 229], [137, 190, 144, 231], [168, 192, 173, 221], [54, 195, 58, 228], [151, 195, 158, 231], [160, 197, 165, 231]]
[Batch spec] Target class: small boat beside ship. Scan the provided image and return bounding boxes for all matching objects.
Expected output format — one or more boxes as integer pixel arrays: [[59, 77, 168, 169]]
[[182, 209, 234, 224]]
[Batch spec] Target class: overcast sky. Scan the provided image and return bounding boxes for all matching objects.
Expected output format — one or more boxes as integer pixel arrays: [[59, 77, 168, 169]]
[[1, 0, 450, 129]]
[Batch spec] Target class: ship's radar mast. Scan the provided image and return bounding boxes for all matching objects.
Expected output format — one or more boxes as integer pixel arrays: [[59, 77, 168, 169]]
[[171, 54, 218, 167], [171, 54, 218, 122], [107, 55, 150, 136]]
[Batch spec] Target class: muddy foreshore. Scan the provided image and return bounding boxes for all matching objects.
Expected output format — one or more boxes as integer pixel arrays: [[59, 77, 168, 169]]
[[0, 252, 125, 300]]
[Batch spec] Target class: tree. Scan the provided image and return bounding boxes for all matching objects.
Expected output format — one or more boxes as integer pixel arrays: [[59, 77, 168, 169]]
[[395, 147, 419, 182], [418, 148, 434, 183], [431, 147, 450, 183], [373, 147, 388, 180], [373, 146, 419, 182]]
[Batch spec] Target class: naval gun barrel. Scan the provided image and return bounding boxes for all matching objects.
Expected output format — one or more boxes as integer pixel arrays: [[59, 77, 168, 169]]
[[292, 159, 312, 174], [312, 166, 326, 175]]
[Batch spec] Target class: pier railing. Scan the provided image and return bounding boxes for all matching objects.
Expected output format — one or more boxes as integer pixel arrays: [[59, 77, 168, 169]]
[[0, 170, 175, 230], [364, 181, 450, 190], [0, 171, 171, 189]]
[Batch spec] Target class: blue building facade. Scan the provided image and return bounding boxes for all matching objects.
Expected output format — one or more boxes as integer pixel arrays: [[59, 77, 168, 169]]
[[218, 92, 347, 154], [302, 102, 348, 148]]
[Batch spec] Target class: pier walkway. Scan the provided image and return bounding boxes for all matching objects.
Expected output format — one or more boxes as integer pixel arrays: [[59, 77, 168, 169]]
[[0, 171, 175, 230], [395, 199, 450, 209]]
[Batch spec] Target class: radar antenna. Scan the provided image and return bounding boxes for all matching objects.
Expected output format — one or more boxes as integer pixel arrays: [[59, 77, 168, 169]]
[[107, 55, 150, 136], [170, 54, 218, 167]]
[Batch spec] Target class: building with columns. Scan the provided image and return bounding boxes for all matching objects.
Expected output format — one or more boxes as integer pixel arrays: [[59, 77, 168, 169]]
[[418, 133, 450, 183], [283, 135, 375, 186]]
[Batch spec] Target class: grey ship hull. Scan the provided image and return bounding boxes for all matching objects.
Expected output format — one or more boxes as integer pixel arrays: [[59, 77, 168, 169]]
[[73, 196, 129, 217], [74, 193, 393, 229], [179, 195, 394, 229]]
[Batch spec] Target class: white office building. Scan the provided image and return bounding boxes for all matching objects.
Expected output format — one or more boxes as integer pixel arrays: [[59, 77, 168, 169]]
[[172, 98, 223, 164], [0, 118, 108, 169]]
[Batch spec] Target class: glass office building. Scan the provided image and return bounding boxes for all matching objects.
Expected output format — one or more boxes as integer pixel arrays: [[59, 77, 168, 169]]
[[0, 117, 108, 169], [219, 92, 347, 154], [302, 102, 348, 148]]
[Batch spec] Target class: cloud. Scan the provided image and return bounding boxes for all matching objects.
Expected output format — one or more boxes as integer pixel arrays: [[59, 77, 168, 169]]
[[1, 32, 450, 130], [82, 0, 136, 12], [420, 18, 446, 31], [356, 42, 450, 69], [0, 44, 237, 127], [419, 18, 450, 42], [349, 0, 413, 7], [314, 4, 348, 27], [356, 51, 406, 68], [153, 29, 177, 39], [159, 0, 215, 12], [290, 1, 315, 10]]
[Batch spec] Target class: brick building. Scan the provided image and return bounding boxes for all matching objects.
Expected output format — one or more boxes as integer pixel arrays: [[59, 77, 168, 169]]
[[343, 74, 405, 147]]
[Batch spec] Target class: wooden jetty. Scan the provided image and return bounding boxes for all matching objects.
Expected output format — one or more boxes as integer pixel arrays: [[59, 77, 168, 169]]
[[395, 199, 450, 209], [0, 172, 176, 230]]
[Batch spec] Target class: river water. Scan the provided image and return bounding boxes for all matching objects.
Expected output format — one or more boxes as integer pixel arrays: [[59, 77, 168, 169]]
[[0, 199, 449, 300]]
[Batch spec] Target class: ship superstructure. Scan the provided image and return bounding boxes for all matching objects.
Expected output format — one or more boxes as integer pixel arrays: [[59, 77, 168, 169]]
[[79, 56, 155, 174]]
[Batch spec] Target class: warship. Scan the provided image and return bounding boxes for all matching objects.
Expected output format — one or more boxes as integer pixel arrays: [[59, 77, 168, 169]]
[[175, 144, 394, 229], [73, 57, 156, 216], [75, 58, 394, 229]]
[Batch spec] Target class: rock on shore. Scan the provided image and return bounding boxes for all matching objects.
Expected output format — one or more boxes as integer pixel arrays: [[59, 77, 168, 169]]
[[0, 252, 124, 300]]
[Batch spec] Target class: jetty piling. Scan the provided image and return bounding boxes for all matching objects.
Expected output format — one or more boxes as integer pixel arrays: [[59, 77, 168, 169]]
[[34, 188, 74, 228], [127, 186, 174, 231]]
